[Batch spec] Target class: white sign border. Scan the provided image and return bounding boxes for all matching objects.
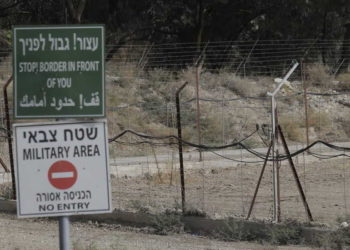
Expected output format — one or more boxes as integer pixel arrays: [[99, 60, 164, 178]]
[[13, 25, 105, 119], [13, 119, 112, 218]]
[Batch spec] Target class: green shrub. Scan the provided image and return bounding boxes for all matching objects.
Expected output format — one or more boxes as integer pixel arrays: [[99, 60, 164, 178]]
[[216, 218, 306, 245], [0, 183, 13, 199], [315, 227, 350, 250], [128, 200, 150, 214], [217, 218, 267, 242], [183, 206, 206, 217], [269, 220, 303, 245], [151, 212, 184, 235]]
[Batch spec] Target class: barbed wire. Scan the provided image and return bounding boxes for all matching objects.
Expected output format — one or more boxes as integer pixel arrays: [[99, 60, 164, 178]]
[[105, 91, 350, 112], [109, 127, 350, 164], [1, 39, 350, 75], [0, 40, 349, 223]]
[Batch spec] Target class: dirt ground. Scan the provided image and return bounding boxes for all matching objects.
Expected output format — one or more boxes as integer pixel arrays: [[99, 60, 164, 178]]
[[111, 153, 350, 226], [1, 146, 347, 249], [0, 212, 316, 250]]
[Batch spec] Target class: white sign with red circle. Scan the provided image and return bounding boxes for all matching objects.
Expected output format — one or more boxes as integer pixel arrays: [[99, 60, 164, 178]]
[[13, 120, 112, 218], [48, 160, 78, 190]]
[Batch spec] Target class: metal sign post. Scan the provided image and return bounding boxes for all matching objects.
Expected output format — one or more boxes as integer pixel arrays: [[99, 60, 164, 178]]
[[59, 216, 70, 250], [13, 120, 112, 250], [12, 25, 110, 250], [267, 62, 299, 222], [13, 120, 111, 218]]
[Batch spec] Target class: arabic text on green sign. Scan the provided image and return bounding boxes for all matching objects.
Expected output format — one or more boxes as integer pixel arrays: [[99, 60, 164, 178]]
[[13, 25, 105, 118]]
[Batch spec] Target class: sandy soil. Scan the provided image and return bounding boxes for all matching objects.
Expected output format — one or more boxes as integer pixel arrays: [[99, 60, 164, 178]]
[[112, 153, 350, 226], [0, 212, 315, 250], [0, 145, 347, 249]]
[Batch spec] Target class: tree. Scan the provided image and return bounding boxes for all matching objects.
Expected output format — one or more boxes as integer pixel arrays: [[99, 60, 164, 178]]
[[65, 0, 86, 24], [0, 0, 350, 71]]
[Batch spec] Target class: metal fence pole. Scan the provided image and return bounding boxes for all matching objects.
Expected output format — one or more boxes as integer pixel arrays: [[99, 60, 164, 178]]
[[278, 125, 313, 222], [3, 75, 16, 199], [246, 141, 273, 220], [195, 66, 203, 161], [267, 62, 299, 222], [176, 82, 188, 214], [301, 60, 310, 149]]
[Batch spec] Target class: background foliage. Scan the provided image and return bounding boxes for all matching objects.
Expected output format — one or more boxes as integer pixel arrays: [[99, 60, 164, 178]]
[[1, 0, 350, 46], [1, 1, 350, 74]]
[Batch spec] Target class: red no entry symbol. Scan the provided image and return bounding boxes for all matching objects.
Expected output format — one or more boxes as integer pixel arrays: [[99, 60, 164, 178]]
[[48, 160, 78, 190]]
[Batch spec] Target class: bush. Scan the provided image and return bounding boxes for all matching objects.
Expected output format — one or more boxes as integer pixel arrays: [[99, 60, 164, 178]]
[[216, 218, 305, 245], [279, 114, 305, 142], [335, 73, 350, 91], [227, 75, 263, 97], [147, 68, 175, 86], [128, 200, 150, 214], [0, 183, 13, 199], [306, 64, 332, 89], [269, 220, 303, 245], [279, 108, 331, 142], [198, 70, 267, 97], [151, 212, 184, 235], [183, 206, 206, 217], [217, 218, 268, 242], [316, 227, 350, 250]]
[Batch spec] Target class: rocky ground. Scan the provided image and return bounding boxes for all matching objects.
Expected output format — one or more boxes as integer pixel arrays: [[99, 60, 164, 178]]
[[111, 155, 350, 227]]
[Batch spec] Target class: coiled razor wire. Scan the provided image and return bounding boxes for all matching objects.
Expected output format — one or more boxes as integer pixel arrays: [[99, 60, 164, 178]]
[[109, 128, 350, 163]]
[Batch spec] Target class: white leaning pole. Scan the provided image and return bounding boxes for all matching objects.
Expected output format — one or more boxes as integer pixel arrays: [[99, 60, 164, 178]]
[[267, 61, 299, 223]]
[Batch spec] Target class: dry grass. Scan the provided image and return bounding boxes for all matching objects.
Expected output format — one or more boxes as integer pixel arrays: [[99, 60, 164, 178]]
[[147, 171, 179, 185], [227, 75, 265, 97], [279, 108, 331, 142], [335, 73, 350, 91], [306, 63, 333, 89], [0, 182, 13, 199], [147, 68, 175, 85], [200, 108, 226, 143], [181, 68, 268, 97], [103, 62, 340, 153], [141, 168, 208, 186], [0, 56, 11, 81], [279, 114, 306, 142], [336, 72, 350, 83], [106, 66, 270, 147], [308, 108, 331, 130]]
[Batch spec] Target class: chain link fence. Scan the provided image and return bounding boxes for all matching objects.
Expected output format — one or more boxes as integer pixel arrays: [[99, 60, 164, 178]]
[[1, 40, 350, 225]]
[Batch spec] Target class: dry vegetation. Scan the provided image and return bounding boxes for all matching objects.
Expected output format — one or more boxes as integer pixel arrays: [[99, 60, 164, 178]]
[[305, 63, 333, 89], [0, 55, 348, 148], [105, 61, 350, 150], [1, 59, 350, 249]]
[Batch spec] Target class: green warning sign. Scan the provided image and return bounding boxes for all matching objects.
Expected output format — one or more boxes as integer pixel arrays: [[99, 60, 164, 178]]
[[13, 25, 105, 118]]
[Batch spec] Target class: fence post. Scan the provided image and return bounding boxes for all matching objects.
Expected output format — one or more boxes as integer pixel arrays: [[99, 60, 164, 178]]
[[301, 60, 310, 149], [278, 125, 313, 222], [195, 66, 203, 161], [176, 82, 188, 214], [3, 75, 16, 200]]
